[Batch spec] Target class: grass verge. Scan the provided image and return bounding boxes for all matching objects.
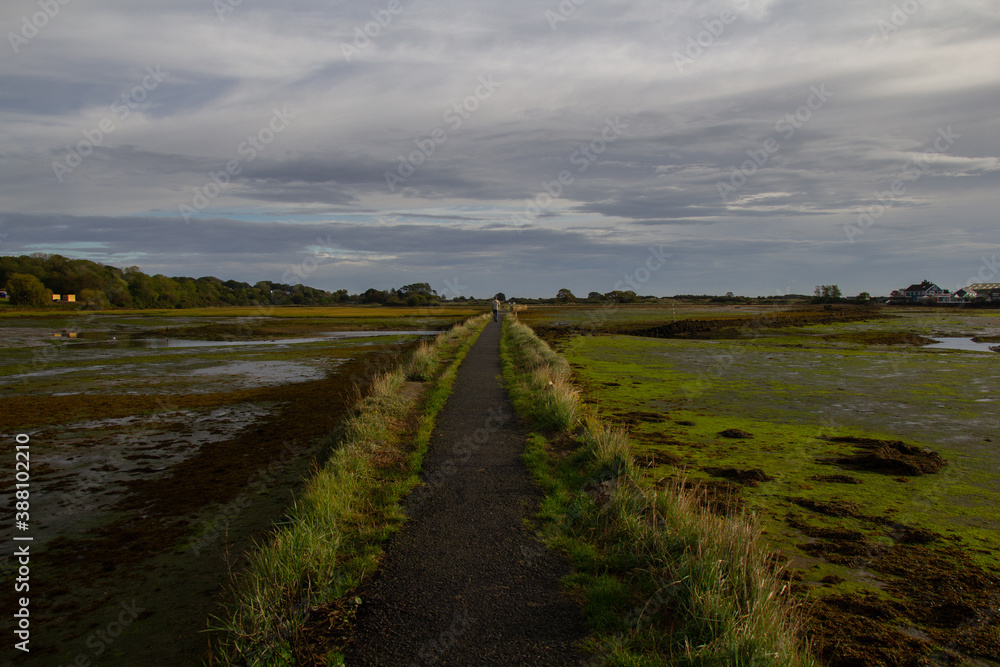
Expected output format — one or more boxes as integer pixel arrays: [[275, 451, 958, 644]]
[[500, 317, 817, 666], [209, 314, 489, 666]]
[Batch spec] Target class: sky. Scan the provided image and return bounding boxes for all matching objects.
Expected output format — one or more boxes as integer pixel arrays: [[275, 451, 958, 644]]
[[1, 0, 998, 299]]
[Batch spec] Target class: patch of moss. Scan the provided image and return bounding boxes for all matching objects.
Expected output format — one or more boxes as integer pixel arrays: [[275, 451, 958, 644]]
[[556, 311, 1000, 664]]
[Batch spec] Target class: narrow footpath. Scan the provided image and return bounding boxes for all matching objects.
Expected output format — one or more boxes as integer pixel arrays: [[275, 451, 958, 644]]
[[343, 317, 587, 665]]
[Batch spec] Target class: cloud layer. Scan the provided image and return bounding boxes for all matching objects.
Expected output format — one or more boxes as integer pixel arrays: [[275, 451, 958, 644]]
[[2, 0, 998, 296]]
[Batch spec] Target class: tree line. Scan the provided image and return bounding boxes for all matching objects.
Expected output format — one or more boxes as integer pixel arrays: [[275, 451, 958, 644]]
[[0, 254, 442, 309]]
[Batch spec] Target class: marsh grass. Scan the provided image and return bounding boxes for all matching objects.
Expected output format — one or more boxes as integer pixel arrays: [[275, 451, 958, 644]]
[[503, 318, 578, 431], [500, 317, 815, 666], [405, 341, 436, 381], [211, 314, 488, 665]]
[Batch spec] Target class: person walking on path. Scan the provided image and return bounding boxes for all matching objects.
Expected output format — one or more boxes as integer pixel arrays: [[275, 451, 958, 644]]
[[491, 296, 501, 322]]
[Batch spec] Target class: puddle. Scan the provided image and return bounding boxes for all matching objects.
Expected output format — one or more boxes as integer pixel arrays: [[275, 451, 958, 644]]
[[9, 404, 273, 550], [188, 360, 328, 387], [925, 337, 999, 352], [53, 330, 438, 349]]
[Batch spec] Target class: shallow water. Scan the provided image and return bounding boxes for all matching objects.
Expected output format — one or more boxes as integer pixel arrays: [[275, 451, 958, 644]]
[[53, 330, 438, 349], [0, 314, 441, 666], [925, 336, 999, 352]]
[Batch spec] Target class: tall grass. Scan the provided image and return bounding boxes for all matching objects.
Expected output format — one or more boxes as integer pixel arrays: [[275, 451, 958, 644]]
[[502, 318, 579, 431], [211, 314, 488, 665], [500, 317, 816, 666]]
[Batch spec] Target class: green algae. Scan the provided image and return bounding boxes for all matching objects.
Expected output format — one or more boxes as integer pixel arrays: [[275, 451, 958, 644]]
[[561, 330, 1000, 574], [534, 306, 1000, 663]]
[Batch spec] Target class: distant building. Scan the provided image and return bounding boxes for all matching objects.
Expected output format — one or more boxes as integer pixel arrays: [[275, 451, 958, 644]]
[[899, 282, 945, 302], [50, 294, 76, 302], [966, 283, 1000, 301], [933, 293, 963, 304], [0, 290, 7, 299]]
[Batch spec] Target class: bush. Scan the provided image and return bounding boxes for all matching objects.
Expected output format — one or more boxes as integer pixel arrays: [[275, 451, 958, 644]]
[[6, 273, 51, 306]]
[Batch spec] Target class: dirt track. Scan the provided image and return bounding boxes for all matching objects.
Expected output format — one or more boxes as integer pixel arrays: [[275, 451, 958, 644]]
[[344, 317, 587, 665]]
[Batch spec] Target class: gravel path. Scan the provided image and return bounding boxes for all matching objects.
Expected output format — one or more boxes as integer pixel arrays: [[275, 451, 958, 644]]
[[343, 317, 587, 666]]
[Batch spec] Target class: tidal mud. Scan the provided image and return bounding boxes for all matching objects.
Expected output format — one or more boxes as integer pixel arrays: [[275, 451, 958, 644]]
[[0, 312, 447, 665], [529, 306, 1000, 665]]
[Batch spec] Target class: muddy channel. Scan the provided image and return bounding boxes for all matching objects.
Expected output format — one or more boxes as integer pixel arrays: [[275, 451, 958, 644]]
[[0, 314, 442, 665]]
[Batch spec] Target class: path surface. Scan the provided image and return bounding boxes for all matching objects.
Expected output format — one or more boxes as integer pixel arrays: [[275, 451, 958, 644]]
[[343, 317, 587, 665]]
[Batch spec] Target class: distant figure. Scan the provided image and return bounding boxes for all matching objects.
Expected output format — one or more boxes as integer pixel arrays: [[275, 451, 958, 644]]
[[491, 297, 501, 322]]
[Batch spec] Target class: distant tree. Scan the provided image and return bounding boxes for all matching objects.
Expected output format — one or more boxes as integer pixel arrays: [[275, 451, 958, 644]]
[[0, 253, 343, 308], [7, 273, 51, 306], [361, 288, 387, 304], [494, 292, 506, 302], [587, 291, 602, 302], [398, 282, 437, 298], [857, 291, 871, 301], [815, 284, 842, 299], [556, 288, 576, 303], [604, 290, 637, 303]]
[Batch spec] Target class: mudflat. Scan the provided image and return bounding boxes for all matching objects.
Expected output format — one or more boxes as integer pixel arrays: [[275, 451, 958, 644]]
[[528, 304, 1000, 666], [0, 311, 452, 665]]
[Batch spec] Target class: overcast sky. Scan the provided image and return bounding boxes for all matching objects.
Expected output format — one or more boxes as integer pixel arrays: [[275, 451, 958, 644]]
[[1, 0, 998, 298]]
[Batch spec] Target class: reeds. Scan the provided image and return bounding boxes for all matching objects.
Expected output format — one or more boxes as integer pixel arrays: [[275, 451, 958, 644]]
[[499, 317, 815, 666]]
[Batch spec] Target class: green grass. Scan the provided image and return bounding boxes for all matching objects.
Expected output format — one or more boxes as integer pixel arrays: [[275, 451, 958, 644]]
[[209, 314, 488, 665], [500, 317, 816, 666]]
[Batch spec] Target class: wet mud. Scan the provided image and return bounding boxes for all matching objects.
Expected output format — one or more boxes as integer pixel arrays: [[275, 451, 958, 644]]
[[0, 319, 422, 666], [804, 539, 1000, 666], [613, 306, 886, 339], [820, 436, 947, 476]]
